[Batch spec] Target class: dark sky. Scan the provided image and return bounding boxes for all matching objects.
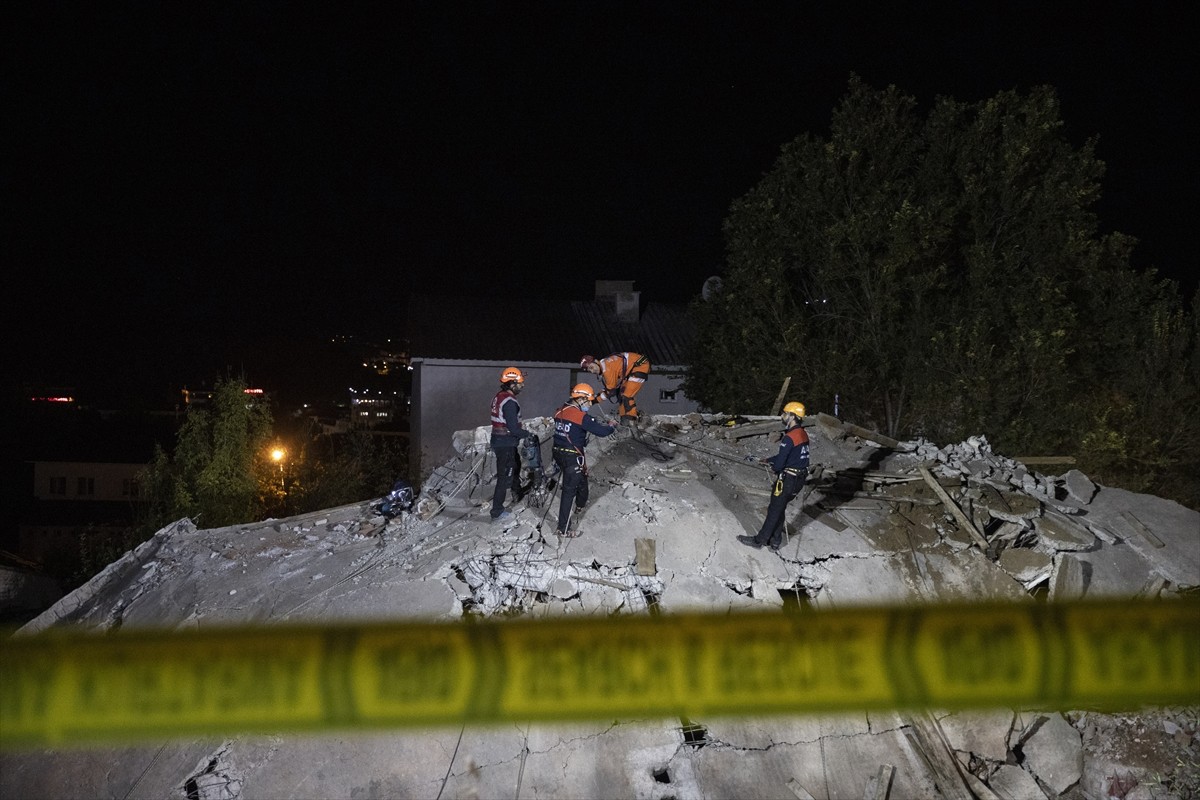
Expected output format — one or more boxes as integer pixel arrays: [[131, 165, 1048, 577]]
[[9, 2, 1196, 400]]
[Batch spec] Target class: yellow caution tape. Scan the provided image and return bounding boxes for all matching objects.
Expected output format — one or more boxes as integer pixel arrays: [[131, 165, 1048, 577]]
[[2, 598, 1197, 749]]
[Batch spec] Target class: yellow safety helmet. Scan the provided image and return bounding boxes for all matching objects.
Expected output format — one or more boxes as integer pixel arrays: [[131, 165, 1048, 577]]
[[500, 366, 525, 384], [783, 401, 806, 418], [571, 383, 596, 403]]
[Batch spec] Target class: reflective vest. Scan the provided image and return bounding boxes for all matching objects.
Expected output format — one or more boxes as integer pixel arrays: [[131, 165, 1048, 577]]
[[491, 390, 520, 435]]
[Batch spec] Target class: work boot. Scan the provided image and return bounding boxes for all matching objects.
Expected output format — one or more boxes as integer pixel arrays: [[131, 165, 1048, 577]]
[[736, 535, 763, 549], [492, 510, 516, 527]]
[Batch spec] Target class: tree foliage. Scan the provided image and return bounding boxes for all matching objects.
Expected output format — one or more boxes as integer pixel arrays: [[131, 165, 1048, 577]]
[[134, 379, 411, 539], [686, 77, 1199, 509], [137, 375, 274, 531]]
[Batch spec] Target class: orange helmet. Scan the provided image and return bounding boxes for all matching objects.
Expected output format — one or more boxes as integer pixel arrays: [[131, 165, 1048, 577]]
[[579, 355, 596, 369], [500, 366, 525, 384], [571, 383, 596, 403]]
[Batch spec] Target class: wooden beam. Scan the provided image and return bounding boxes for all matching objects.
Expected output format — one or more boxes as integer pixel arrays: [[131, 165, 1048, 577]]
[[843, 421, 902, 449], [635, 538, 656, 576], [1012, 455, 1077, 465], [870, 764, 895, 800], [722, 420, 782, 440], [770, 376, 791, 415], [918, 466, 989, 548]]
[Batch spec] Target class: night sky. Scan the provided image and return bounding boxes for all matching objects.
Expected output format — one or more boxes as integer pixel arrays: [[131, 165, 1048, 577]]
[[9, 2, 1196, 402]]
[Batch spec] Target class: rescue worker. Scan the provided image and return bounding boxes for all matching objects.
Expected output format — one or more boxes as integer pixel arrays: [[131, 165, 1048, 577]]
[[738, 401, 810, 551], [490, 366, 534, 524], [580, 352, 651, 426], [551, 382, 617, 537]]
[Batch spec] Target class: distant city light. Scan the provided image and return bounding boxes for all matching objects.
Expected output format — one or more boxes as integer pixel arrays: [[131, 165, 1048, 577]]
[[30, 395, 74, 403]]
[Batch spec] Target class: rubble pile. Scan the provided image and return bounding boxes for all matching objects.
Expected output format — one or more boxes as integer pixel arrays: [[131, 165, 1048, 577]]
[[3, 411, 1196, 800]]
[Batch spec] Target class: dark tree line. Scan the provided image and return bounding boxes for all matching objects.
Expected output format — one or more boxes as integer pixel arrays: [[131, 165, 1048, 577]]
[[685, 78, 1198, 509]]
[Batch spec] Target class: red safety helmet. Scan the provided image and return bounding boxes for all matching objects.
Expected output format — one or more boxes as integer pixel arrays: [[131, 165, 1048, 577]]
[[580, 355, 596, 369]]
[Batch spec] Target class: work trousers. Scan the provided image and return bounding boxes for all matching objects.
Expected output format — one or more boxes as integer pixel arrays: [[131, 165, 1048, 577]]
[[553, 448, 589, 532], [754, 472, 805, 548], [491, 445, 520, 518]]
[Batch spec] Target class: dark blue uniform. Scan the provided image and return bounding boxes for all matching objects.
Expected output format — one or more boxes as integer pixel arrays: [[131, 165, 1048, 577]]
[[551, 403, 616, 534], [753, 426, 810, 548], [490, 388, 530, 519]]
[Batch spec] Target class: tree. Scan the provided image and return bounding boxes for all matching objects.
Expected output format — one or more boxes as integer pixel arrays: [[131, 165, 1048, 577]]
[[685, 77, 1198, 508], [137, 375, 274, 530]]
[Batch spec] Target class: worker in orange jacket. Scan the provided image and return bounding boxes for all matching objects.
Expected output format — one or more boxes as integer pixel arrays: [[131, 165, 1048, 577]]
[[580, 352, 651, 425]]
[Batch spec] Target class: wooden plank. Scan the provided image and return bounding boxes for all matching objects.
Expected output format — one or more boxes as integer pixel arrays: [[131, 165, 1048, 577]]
[[724, 420, 783, 440], [635, 538, 656, 576], [843, 422, 902, 449], [900, 716, 973, 800], [770, 376, 792, 416], [868, 763, 895, 800], [1012, 455, 1077, 465], [918, 467, 988, 548]]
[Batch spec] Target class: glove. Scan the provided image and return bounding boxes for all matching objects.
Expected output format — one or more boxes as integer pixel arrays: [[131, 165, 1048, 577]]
[[596, 391, 608, 404]]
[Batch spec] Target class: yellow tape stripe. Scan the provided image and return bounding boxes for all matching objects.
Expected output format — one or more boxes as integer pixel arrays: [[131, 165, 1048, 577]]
[[3, 598, 1197, 748]]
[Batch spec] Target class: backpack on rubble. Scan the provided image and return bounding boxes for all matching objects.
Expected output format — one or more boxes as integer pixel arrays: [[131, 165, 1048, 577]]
[[377, 479, 415, 517]]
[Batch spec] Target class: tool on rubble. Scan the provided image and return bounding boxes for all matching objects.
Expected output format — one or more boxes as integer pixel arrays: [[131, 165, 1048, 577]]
[[534, 475, 563, 537], [517, 434, 551, 507]]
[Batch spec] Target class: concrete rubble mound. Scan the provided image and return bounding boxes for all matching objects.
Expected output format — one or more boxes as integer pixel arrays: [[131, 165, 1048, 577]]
[[4, 412, 1198, 800]]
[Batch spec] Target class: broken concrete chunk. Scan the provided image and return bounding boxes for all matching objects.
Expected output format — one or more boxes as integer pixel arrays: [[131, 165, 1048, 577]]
[[936, 709, 1014, 762], [988, 764, 1047, 799], [974, 487, 1042, 523], [1022, 713, 1083, 796], [1061, 469, 1097, 505], [1050, 554, 1087, 601], [1034, 512, 1096, 551], [997, 548, 1053, 586]]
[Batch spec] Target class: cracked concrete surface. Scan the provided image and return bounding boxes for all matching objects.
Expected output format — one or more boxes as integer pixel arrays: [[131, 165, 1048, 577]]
[[3, 413, 1198, 799]]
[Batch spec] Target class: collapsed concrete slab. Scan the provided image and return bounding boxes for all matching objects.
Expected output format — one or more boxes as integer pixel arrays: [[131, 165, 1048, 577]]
[[3, 413, 1197, 800]]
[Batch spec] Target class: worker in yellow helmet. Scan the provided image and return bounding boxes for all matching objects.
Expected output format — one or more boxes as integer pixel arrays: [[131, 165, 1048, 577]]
[[738, 401, 810, 551]]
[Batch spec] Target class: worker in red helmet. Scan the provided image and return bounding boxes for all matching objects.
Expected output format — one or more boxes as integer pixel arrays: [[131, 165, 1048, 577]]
[[579, 352, 651, 426], [489, 366, 534, 525], [551, 382, 617, 538]]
